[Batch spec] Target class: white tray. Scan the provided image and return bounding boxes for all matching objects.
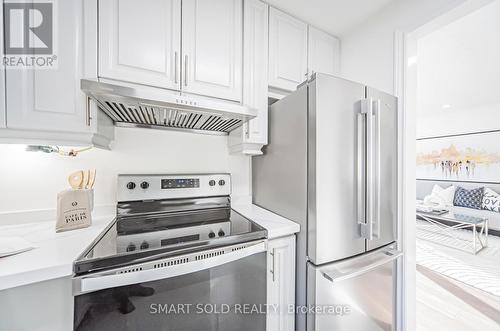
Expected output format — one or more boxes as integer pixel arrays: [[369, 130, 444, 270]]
[[0, 237, 35, 257]]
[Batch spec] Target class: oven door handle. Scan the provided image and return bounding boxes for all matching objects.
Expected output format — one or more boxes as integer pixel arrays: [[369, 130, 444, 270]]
[[73, 241, 266, 296]]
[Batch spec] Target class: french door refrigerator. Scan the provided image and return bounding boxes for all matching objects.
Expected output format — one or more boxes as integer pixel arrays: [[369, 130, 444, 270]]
[[252, 73, 402, 331]]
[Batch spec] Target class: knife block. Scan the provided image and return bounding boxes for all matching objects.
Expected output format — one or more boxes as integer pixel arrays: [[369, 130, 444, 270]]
[[56, 189, 93, 233]]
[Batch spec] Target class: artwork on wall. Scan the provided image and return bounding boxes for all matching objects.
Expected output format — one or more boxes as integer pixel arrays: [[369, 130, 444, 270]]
[[416, 131, 500, 183]]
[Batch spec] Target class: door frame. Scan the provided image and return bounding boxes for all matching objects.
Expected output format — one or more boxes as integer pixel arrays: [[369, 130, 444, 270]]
[[395, 1, 495, 330]]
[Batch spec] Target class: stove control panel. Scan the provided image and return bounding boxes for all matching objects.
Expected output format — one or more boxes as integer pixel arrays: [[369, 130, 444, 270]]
[[117, 174, 231, 202], [116, 221, 231, 253]]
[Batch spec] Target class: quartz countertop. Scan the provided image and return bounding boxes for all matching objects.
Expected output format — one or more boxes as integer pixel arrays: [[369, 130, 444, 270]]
[[0, 215, 114, 291], [232, 200, 300, 239], [0, 200, 298, 291]]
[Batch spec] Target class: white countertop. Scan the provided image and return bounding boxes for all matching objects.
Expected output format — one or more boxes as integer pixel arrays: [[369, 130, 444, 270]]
[[0, 201, 298, 291], [232, 201, 300, 239], [0, 215, 114, 291]]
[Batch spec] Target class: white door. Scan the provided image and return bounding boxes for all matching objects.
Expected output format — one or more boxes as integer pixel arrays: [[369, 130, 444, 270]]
[[99, 0, 181, 90], [308, 26, 340, 76], [267, 235, 296, 331], [181, 0, 242, 102], [268, 8, 308, 91], [5, 0, 89, 132]]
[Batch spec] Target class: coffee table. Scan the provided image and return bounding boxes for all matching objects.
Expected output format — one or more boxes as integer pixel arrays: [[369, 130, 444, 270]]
[[416, 211, 488, 255]]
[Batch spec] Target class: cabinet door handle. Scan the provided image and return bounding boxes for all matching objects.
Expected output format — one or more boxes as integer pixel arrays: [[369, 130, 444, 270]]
[[174, 51, 179, 84], [270, 249, 276, 282], [184, 54, 188, 87], [244, 123, 249, 139], [86, 96, 92, 127]]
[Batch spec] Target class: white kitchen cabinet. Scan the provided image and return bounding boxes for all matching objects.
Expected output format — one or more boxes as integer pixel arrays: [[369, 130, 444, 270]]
[[0, 277, 73, 331], [6, 0, 87, 133], [98, 0, 242, 102], [228, 0, 268, 155], [1, 0, 114, 148], [268, 8, 308, 92], [99, 0, 181, 90], [182, 0, 243, 101], [308, 26, 340, 76], [267, 235, 296, 331]]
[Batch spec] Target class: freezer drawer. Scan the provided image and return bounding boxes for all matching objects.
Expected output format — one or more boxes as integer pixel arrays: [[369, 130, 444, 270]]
[[307, 246, 402, 331]]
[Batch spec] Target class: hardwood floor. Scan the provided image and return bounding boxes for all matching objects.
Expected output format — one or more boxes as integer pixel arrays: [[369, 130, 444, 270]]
[[416, 264, 500, 331]]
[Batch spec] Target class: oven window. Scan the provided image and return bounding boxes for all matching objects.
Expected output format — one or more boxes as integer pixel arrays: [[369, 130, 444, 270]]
[[74, 252, 266, 331]]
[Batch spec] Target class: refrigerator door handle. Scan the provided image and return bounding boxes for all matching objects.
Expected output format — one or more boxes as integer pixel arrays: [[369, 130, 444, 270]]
[[359, 98, 374, 240], [356, 109, 366, 231], [321, 249, 402, 283], [372, 99, 382, 239]]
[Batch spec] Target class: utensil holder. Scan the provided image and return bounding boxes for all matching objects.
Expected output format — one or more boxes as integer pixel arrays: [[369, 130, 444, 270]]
[[56, 189, 93, 233]]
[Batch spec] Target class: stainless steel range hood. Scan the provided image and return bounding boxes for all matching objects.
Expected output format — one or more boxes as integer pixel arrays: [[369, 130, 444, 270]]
[[81, 79, 257, 135]]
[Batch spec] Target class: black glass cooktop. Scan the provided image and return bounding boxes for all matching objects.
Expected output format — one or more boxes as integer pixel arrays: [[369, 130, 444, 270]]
[[74, 210, 267, 275]]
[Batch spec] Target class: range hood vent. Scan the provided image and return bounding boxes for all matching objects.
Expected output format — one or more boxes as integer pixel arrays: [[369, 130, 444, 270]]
[[81, 79, 257, 135]]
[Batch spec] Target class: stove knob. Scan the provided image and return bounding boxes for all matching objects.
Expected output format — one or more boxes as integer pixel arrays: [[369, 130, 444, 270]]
[[218, 179, 226, 186], [140, 181, 150, 189], [218, 230, 225, 237], [209, 180, 216, 187], [208, 232, 216, 238], [140, 241, 149, 250], [126, 243, 136, 252], [126, 182, 136, 190]]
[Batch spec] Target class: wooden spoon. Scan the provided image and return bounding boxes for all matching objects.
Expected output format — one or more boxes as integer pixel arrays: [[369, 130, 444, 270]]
[[68, 171, 84, 190], [81, 170, 90, 189], [88, 169, 96, 189]]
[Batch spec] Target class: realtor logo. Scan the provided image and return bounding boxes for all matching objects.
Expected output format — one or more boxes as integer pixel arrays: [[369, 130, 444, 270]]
[[4, 2, 53, 54], [3, 1, 57, 68]]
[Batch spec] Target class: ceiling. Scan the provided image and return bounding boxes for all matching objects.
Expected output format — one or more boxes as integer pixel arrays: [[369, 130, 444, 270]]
[[264, 0, 395, 36], [417, 0, 500, 116]]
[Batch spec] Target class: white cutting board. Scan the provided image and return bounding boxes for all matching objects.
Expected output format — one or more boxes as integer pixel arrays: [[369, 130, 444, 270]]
[[0, 237, 35, 257]]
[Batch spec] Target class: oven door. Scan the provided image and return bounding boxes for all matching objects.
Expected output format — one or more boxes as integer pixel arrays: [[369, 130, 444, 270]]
[[73, 240, 267, 331]]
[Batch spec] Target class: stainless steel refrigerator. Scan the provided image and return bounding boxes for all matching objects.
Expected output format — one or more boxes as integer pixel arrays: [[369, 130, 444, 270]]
[[253, 73, 402, 331]]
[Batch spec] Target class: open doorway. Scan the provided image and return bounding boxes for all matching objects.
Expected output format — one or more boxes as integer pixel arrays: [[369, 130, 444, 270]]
[[406, 1, 500, 330]]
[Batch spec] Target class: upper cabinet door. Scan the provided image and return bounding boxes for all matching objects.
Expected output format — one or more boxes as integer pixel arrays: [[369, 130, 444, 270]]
[[268, 8, 308, 91], [308, 26, 340, 76], [99, 0, 181, 90], [181, 0, 243, 102], [5, 0, 89, 132], [243, 0, 268, 145]]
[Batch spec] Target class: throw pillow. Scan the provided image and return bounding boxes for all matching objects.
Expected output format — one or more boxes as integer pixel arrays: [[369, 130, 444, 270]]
[[482, 187, 500, 213], [453, 187, 484, 210], [432, 185, 456, 206], [423, 185, 456, 208]]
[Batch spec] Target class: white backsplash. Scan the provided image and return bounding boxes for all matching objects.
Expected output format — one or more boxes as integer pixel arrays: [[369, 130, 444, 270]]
[[0, 127, 251, 216]]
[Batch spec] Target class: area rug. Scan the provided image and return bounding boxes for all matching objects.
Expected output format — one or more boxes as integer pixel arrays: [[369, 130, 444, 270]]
[[416, 220, 500, 297]]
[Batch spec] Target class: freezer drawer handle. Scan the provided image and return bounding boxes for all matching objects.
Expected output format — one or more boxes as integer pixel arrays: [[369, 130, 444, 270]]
[[321, 249, 402, 283]]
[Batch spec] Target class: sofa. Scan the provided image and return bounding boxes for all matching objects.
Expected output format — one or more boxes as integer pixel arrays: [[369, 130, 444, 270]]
[[416, 179, 500, 235]]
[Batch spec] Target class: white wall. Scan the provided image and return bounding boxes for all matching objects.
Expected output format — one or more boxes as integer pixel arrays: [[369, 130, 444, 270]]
[[416, 0, 500, 138], [340, 0, 467, 94], [0, 127, 251, 215]]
